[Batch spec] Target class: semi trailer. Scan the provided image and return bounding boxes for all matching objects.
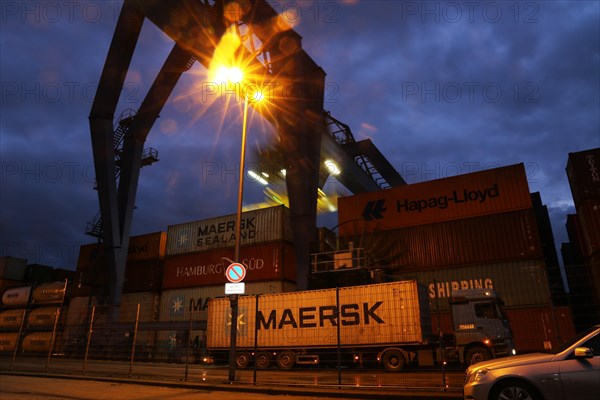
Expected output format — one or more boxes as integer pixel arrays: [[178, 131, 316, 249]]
[[205, 280, 515, 370]]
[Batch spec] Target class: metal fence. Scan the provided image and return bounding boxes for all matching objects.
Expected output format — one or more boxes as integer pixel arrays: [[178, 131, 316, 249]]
[[1, 262, 598, 391]]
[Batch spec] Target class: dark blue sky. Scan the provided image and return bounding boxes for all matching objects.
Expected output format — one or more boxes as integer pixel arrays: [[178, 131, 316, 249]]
[[1, 1, 599, 270]]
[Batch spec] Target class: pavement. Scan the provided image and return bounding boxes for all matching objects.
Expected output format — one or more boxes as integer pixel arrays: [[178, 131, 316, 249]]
[[1, 371, 463, 400]]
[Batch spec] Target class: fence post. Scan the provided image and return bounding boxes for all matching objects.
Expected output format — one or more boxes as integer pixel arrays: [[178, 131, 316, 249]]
[[45, 279, 68, 373], [129, 303, 140, 377], [253, 295, 259, 385], [9, 308, 27, 371], [336, 287, 342, 387], [82, 305, 96, 374]]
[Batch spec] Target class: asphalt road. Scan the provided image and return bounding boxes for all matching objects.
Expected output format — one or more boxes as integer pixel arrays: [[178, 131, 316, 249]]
[[0, 374, 463, 400]]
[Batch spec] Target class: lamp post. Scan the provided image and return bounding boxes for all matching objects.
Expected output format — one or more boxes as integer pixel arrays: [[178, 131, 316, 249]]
[[219, 68, 262, 382]]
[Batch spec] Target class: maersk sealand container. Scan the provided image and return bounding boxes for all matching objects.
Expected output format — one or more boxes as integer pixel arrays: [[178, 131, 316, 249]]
[[205, 281, 515, 371]]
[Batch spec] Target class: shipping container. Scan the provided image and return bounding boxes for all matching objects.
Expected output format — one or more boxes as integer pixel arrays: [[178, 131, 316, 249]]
[[166, 205, 293, 255], [65, 296, 97, 327], [1, 285, 31, 308], [344, 209, 543, 270], [162, 242, 296, 289], [0, 309, 25, 329], [77, 232, 167, 271], [21, 331, 60, 353], [206, 281, 429, 350], [505, 306, 576, 353], [0, 278, 22, 292], [123, 260, 164, 293], [159, 281, 296, 323], [0, 257, 27, 281], [27, 307, 60, 327], [566, 214, 590, 261], [387, 259, 552, 311], [128, 232, 167, 262], [577, 200, 600, 256], [24, 264, 54, 284], [566, 147, 600, 209], [119, 292, 160, 323], [0, 332, 19, 352], [338, 164, 532, 236], [31, 281, 67, 304]]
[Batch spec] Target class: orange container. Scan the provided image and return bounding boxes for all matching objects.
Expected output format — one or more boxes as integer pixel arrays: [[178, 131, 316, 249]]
[[338, 163, 532, 235]]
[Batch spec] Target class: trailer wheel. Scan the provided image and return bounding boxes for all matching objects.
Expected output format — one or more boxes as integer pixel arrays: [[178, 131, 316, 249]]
[[465, 346, 492, 366], [382, 349, 405, 372], [255, 351, 272, 369], [276, 350, 296, 370], [236, 351, 251, 368]]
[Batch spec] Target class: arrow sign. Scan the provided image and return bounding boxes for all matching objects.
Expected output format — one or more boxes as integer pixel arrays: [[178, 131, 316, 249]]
[[362, 199, 386, 220], [226, 263, 246, 283]]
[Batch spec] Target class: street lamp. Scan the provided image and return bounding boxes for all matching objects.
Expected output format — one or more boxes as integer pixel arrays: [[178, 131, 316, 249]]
[[214, 66, 264, 382]]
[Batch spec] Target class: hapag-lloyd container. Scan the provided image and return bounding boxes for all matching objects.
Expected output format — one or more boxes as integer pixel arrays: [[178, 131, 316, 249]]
[[158, 281, 296, 323], [162, 242, 296, 289], [577, 200, 600, 256], [389, 259, 552, 311], [338, 163, 532, 235], [347, 209, 542, 270], [166, 205, 292, 255], [77, 232, 167, 270], [566, 147, 600, 208]]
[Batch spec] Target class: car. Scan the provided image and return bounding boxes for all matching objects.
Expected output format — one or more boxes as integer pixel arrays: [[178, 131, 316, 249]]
[[463, 324, 600, 400]]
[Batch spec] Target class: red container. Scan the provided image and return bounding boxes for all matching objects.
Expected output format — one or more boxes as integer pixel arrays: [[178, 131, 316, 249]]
[[566, 148, 600, 208], [122, 260, 164, 294], [347, 209, 543, 271], [162, 242, 296, 289], [338, 164, 532, 235], [505, 306, 575, 353], [577, 200, 600, 256]]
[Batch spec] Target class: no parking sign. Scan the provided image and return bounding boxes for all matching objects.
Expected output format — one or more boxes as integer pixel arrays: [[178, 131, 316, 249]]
[[225, 262, 246, 294]]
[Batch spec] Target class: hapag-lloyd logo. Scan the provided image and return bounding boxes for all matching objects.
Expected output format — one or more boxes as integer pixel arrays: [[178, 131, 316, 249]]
[[396, 183, 500, 213], [586, 155, 599, 183]]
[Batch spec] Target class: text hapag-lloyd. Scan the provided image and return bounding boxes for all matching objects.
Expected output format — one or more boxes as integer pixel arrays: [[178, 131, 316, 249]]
[[196, 217, 256, 246], [397, 184, 499, 213]]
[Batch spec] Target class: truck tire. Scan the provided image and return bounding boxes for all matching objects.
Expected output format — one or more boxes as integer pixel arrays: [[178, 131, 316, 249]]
[[465, 346, 492, 366], [276, 350, 296, 370], [382, 349, 405, 372], [255, 351, 272, 369], [236, 351, 251, 368]]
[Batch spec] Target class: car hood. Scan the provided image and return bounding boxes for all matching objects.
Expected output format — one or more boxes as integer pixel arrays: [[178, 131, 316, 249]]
[[468, 353, 555, 372]]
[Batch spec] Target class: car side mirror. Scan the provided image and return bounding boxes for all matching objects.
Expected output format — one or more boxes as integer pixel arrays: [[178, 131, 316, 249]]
[[574, 347, 593, 358]]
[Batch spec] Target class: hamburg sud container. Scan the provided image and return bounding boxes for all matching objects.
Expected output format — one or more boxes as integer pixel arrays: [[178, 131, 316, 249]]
[[162, 242, 296, 289], [206, 281, 430, 350], [166, 205, 292, 256], [338, 163, 532, 236], [347, 209, 542, 271], [566, 147, 600, 209]]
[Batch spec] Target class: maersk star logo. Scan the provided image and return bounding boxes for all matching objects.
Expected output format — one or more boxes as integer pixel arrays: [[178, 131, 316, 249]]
[[177, 234, 189, 248], [171, 296, 185, 315]]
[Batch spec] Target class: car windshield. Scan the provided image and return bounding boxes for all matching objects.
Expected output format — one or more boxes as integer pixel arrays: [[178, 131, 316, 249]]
[[551, 326, 599, 354]]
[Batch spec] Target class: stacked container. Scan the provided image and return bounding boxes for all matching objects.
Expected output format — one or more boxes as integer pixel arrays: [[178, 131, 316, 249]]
[[563, 148, 600, 330], [336, 163, 571, 352], [156, 205, 296, 361]]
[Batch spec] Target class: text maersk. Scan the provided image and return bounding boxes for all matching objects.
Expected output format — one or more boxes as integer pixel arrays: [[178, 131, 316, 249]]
[[397, 184, 499, 213], [196, 217, 256, 246]]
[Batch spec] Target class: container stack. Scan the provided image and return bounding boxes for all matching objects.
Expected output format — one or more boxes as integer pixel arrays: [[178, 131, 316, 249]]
[[156, 205, 296, 359], [336, 163, 573, 352], [563, 148, 600, 330]]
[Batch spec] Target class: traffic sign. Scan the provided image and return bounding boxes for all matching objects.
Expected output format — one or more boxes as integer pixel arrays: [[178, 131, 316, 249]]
[[225, 282, 245, 294], [225, 262, 246, 283]]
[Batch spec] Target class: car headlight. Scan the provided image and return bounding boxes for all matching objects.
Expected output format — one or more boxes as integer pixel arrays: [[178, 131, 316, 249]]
[[466, 368, 490, 384]]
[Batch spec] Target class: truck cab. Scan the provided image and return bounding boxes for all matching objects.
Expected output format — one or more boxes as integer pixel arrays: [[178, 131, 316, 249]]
[[449, 288, 516, 365]]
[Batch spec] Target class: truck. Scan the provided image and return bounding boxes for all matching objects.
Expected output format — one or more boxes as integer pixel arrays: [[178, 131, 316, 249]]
[[205, 280, 515, 370]]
